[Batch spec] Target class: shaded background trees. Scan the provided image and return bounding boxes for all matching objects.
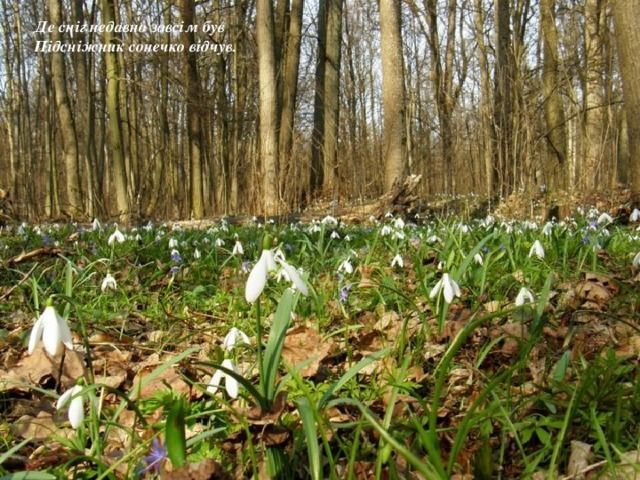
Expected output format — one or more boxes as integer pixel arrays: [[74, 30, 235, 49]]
[[0, 0, 638, 220]]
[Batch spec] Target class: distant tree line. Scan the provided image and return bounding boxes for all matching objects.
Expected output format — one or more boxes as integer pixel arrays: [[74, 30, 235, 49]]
[[1, 0, 639, 220]]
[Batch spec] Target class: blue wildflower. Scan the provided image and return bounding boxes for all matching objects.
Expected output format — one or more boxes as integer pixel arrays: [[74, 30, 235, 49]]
[[169, 265, 181, 275], [340, 284, 352, 303], [139, 438, 168, 476]]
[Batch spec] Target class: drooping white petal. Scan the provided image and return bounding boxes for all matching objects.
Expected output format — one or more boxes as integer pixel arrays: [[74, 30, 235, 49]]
[[245, 254, 268, 302], [222, 359, 239, 399], [28, 316, 45, 355], [101, 274, 117, 292], [68, 389, 85, 428], [41, 307, 62, 356], [429, 278, 444, 299], [515, 287, 535, 306], [391, 254, 404, 268], [442, 274, 455, 303], [633, 252, 640, 267], [529, 240, 545, 259], [56, 386, 76, 410], [277, 260, 309, 296], [207, 369, 224, 394], [223, 327, 250, 351], [55, 311, 74, 351]]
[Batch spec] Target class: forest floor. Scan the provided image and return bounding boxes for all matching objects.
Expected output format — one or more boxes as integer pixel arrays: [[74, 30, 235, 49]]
[[0, 190, 639, 479]]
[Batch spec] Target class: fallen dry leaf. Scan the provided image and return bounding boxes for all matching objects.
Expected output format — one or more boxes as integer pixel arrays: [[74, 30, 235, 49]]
[[281, 325, 333, 377]]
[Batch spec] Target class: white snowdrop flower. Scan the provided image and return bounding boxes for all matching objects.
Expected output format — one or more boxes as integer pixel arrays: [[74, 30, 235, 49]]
[[135, 233, 142, 242], [215, 238, 225, 248], [108, 228, 125, 246], [630, 209, 640, 222], [394, 218, 405, 229], [28, 304, 73, 356], [223, 327, 250, 351], [168, 238, 178, 249], [529, 240, 545, 259], [381, 225, 393, 236], [597, 212, 613, 226], [427, 235, 441, 244], [194, 248, 201, 260], [515, 287, 535, 306], [245, 248, 308, 302], [392, 229, 406, 240], [56, 385, 86, 429], [92, 218, 101, 231], [208, 359, 240, 398], [633, 252, 640, 267], [101, 273, 117, 292], [542, 222, 553, 236], [459, 224, 469, 234], [385, 211, 393, 218], [344, 235, 351, 242], [338, 259, 354, 274], [429, 273, 462, 304], [474, 253, 483, 265], [232, 240, 244, 256], [308, 223, 321, 234], [330, 230, 340, 239], [437, 261, 444, 270], [391, 254, 404, 268], [321, 215, 338, 226]]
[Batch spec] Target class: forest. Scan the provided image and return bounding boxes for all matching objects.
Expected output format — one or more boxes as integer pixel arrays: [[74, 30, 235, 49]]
[[1, 2, 640, 479], [1, 0, 639, 221]]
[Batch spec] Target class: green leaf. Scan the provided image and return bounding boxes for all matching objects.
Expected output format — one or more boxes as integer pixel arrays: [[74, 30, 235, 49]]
[[297, 398, 321, 480], [165, 396, 187, 468], [262, 288, 294, 404], [317, 348, 390, 410]]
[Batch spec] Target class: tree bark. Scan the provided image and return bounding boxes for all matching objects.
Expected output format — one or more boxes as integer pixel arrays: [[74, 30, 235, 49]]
[[380, 0, 407, 192], [179, 0, 205, 218], [49, 0, 81, 216], [256, 0, 281, 214], [612, 0, 640, 192], [278, 0, 304, 202], [101, 0, 129, 221], [540, 0, 566, 189], [582, 0, 606, 191]]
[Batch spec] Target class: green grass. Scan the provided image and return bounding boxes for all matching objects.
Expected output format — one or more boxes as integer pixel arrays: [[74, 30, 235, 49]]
[[0, 212, 638, 479]]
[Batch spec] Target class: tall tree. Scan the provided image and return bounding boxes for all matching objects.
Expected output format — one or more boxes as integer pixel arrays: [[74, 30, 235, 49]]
[[612, 0, 640, 192], [278, 0, 304, 201], [582, 0, 607, 190], [48, 0, 82, 216], [180, 0, 205, 218], [493, 0, 514, 196], [256, 0, 280, 214], [311, 0, 342, 198], [379, 0, 407, 191], [102, 0, 129, 221], [540, 0, 566, 189]]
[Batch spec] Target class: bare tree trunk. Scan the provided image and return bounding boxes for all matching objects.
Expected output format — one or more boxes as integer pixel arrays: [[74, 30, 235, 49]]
[[379, 0, 407, 191], [49, 0, 82, 217], [323, 0, 342, 197], [493, 0, 513, 196], [582, 0, 606, 191], [540, 0, 566, 189], [474, 0, 493, 198], [101, 0, 129, 221], [179, 0, 205, 218], [278, 0, 304, 203], [311, 0, 327, 196], [612, 0, 640, 192], [256, 0, 280, 214]]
